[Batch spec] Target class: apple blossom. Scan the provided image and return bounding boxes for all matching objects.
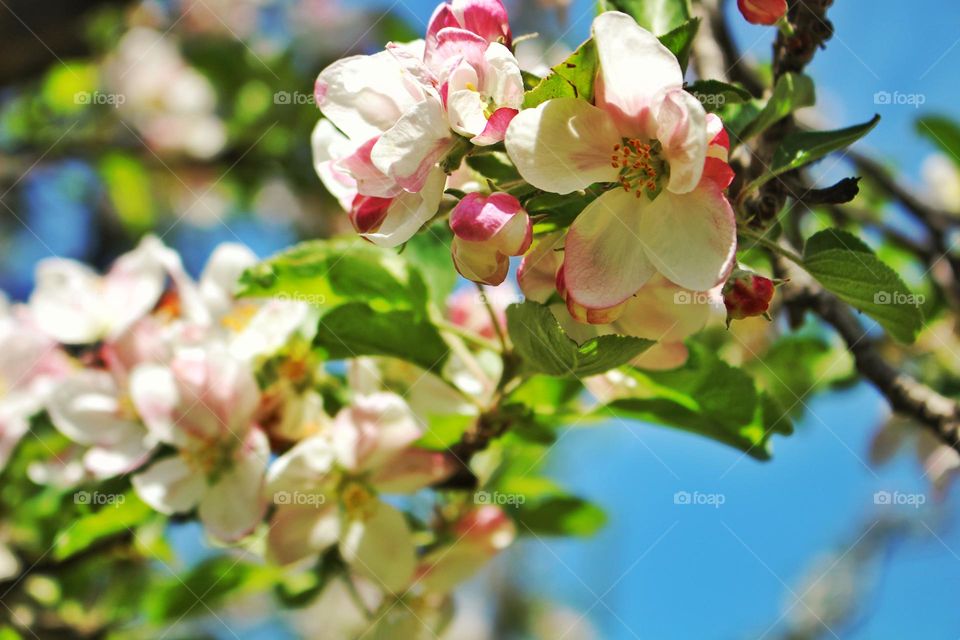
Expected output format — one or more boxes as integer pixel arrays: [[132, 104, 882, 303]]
[[414, 505, 516, 593], [0, 298, 70, 471], [425, 0, 512, 74], [130, 346, 269, 542], [265, 392, 455, 592], [450, 192, 532, 285], [505, 12, 736, 322], [737, 0, 788, 26], [29, 236, 168, 345]]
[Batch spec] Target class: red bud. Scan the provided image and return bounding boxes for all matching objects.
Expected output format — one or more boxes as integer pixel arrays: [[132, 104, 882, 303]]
[[737, 0, 788, 25], [723, 269, 776, 323]]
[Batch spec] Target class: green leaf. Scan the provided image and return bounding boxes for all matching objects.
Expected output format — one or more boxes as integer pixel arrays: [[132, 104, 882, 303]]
[[416, 414, 475, 450], [403, 223, 457, 308], [53, 492, 153, 561], [525, 190, 599, 233], [515, 496, 607, 537], [746, 115, 880, 192], [238, 239, 429, 313], [741, 72, 815, 140], [685, 80, 752, 114], [916, 115, 960, 168], [599, 0, 692, 35], [658, 18, 700, 72], [506, 301, 653, 378], [465, 152, 521, 184], [802, 229, 924, 343], [146, 557, 279, 623], [601, 344, 792, 459], [523, 39, 598, 108], [313, 303, 450, 370]]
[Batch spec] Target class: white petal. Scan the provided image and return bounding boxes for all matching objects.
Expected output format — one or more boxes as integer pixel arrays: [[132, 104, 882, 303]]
[[505, 97, 620, 194], [333, 393, 423, 473], [315, 51, 427, 142], [613, 275, 712, 342], [481, 42, 524, 109], [29, 259, 106, 344], [339, 500, 417, 593], [198, 243, 258, 320], [101, 236, 167, 339], [593, 11, 683, 137], [267, 504, 339, 566], [639, 185, 737, 291], [198, 429, 269, 541], [129, 364, 184, 447], [362, 168, 446, 248], [446, 90, 488, 138], [47, 370, 144, 447], [229, 300, 312, 361], [311, 119, 358, 212], [370, 97, 453, 193], [132, 456, 204, 514], [83, 436, 152, 478], [266, 434, 337, 496], [563, 189, 656, 309]]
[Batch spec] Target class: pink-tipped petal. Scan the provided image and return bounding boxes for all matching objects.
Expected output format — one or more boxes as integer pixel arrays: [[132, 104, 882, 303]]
[[701, 157, 735, 190], [563, 189, 656, 310], [362, 168, 446, 248], [371, 98, 453, 193], [428, 27, 488, 77], [471, 107, 517, 146], [449, 192, 522, 242], [338, 136, 402, 198], [455, 0, 512, 46], [655, 89, 708, 194], [349, 194, 393, 234], [592, 11, 683, 137], [517, 232, 564, 304], [315, 51, 426, 142]]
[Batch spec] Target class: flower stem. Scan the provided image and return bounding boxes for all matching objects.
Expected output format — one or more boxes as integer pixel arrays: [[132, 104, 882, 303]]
[[738, 228, 804, 265]]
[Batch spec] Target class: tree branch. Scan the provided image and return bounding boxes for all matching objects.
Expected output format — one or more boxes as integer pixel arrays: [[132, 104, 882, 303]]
[[782, 274, 960, 453]]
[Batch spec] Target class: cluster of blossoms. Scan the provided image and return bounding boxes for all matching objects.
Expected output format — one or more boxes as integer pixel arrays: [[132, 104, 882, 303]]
[[311, 0, 778, 368], [0, 237, 515, 605]]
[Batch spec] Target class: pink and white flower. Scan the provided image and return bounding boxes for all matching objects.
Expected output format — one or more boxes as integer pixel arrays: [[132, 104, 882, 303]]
[[505, 12, 736, 321], [519, 236, 723, 370], [450, 192, 532, 285], [425, 0, 512, 73], [311, 0, 522, 246], [29, 236, 168, 344], [265, 393, 455, 592], [0, 298, 70, 470], [414, 505, 516, 593], [130, 346, 269, 542], [312, 47, 451, 247]]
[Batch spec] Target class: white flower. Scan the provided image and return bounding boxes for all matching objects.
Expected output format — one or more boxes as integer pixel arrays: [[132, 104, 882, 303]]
[[130, 346, 269, 542], [265, 393, 455, 592], [505, 12, 737, 319]]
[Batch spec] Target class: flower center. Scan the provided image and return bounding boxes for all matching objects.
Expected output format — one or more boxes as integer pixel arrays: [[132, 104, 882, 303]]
[[610, 138, 668, 200], [340, 481, 377, 521]]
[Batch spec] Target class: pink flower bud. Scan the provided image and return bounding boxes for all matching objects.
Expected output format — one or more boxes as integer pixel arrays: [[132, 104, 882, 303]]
[[737, 0, 788, 25], [722, 269, 776, 322], [450, 193, 532, 285]]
